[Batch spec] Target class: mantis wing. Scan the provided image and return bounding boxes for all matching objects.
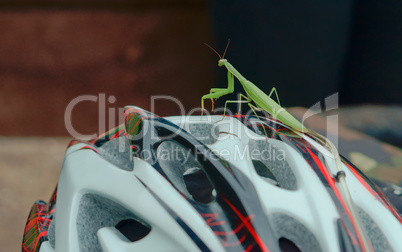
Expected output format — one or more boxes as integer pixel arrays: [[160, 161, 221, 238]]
[[242, 82, 308, 133]]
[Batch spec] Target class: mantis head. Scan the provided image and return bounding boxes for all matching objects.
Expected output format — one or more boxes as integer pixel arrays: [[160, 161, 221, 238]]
[[218, 59, 227, 66], [204, 39, 230, 67]]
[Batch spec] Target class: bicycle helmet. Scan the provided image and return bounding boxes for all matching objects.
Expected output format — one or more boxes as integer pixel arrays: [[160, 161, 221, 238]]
[[22, 106, 402, 252]]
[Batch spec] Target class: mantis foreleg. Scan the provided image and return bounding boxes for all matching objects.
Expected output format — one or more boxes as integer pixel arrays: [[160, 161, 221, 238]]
[[208, 88, 233, 111], [209, 88, 229, 93], [201, 70, 235, 113]]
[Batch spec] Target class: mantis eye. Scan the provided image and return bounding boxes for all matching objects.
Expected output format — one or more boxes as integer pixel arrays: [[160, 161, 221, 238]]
[[218, 59, 227, 65]]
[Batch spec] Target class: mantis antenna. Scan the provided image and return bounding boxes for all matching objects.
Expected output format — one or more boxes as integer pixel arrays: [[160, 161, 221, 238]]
[[222, 39, 230, 59], [204, 39, 231, 59], [204, 43, 222, 59]]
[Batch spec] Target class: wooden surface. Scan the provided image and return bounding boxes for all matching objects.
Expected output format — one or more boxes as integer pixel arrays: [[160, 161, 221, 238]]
[[0, 137, 70, 251], [0, 7, 214, 137]]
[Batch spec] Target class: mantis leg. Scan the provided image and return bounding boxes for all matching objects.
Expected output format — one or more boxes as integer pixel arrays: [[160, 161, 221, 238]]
[[268, 87, 281, 106], [248, 103, 269, 140], [209, 88, 228, 93], [201, 90, 232, 114], [201, 71, 235, 113], [222, 93, 251, 116], [208, 88, 230, 111]]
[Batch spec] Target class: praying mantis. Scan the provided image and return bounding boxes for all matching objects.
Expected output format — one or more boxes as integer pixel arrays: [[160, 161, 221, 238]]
[[201, 42, 335, 155], [201, 43, 308, 134], [201, 41, 371, 251]]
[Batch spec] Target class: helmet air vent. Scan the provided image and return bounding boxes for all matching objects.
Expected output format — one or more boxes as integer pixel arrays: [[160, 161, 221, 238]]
[[270, 213, 321, 252], [157, 140, 216, 204], [249, 140, 297, 190], [77, 194, 150, 251]]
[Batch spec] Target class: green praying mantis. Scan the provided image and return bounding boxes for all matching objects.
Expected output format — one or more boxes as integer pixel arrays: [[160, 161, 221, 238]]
[[201, 41, 371, 251], [201, 43, 308, 134], [201, 42, 336, 154]]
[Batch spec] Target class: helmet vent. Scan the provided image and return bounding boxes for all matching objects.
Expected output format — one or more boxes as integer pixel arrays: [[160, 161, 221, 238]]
[[77, 194, 150, 251], [252, 159, 279, 186], [157, 140, 216, 204], [270, 213, 321, 252], [249, 140, 297, 190], [98, 136, 134, 171], [357, 207, 392, 251], [278, 237, 301, 252], [182, 123, 219, 145], [115, 219, 151, 242]]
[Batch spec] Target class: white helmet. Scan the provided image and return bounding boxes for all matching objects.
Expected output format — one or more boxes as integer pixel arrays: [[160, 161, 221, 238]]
[[23, 106, 402, 252]]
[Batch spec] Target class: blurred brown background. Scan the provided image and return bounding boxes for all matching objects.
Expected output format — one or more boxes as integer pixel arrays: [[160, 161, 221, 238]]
[[0, 2, 214, 136]]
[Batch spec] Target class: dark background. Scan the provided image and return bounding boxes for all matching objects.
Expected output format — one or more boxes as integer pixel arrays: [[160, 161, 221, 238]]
[[211, 0, 402, 108]]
